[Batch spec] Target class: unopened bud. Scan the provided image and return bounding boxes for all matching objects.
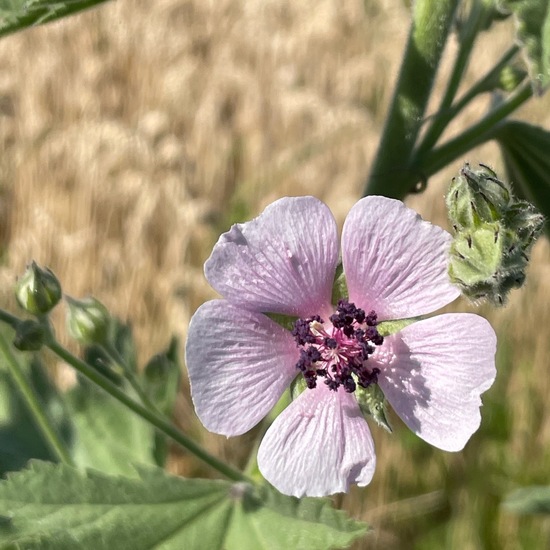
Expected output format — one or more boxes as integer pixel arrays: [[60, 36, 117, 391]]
[[447, 163, 544, 306], [497, 65, 528, 92], [449, 221, 531, 306], [15, 262, 62, 315], [66, 296, 110, 345], [446, 163, 512, 230], [504, 200, 545, 251], [13, 320, 46, 351]]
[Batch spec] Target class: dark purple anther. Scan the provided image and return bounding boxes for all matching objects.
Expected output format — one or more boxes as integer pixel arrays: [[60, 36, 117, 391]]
[[292, 301, 384, 393]]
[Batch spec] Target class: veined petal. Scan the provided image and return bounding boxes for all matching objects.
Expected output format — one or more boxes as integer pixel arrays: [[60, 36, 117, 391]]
[[205, 196, 338, 317], [376, 314, 497, 451], [185, 300, 298, 436], [257, 383, 376, 497], [342, 196, 459, 319]]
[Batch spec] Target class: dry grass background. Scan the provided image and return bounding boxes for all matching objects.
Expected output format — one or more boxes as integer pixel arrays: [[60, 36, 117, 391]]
[[0, 0, 549, 548]]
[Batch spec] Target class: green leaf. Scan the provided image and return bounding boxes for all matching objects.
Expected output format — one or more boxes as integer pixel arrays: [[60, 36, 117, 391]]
[[0, 462, 368, 550], [0, 345, 70, 474], [142, 337, 182, 466], [142, 337, 181, 417], [225, 485, 369, 550], [82, 317, 139, 385], [499, 0, 550, 91], [0, 0, 110, 38], [502, 485, 550, 514], [64, 379, 156, 476], [495, 120, 550, 235]]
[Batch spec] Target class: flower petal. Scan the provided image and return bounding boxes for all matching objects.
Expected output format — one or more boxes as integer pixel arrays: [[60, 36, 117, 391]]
[[185, 300, 298, 436], [257, 383, 376, 497], [205, 196, 338, 317], [376, 314, 497, 451], [342, 196, 459, 319]]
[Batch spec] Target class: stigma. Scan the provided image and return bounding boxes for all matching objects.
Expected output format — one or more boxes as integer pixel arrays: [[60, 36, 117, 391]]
[[291, 299, 384, 393]]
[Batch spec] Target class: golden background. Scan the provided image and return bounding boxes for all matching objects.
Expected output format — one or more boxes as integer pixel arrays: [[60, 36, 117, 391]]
[[0, 1, 549, 547]]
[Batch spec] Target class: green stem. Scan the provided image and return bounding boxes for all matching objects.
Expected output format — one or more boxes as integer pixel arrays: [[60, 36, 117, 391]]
[[418, 81, 533, 178], [102, 342, 164, 417], [444, 45, 520, 121], [363, 0, 459, 199], [0, 308, 20, 330], [0, 331, 74, 466], [415, 2, 496, 157], [45, 337, 249, 483]]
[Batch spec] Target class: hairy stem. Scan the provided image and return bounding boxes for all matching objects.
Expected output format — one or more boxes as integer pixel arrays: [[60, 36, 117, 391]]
[[363, 0, 459, 199]]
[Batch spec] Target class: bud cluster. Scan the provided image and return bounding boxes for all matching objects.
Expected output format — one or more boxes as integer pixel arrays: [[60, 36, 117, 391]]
[[446, 163, 544, 306]]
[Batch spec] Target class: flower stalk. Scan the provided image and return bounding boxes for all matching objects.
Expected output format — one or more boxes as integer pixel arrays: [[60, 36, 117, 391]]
[[44, 334, 250, 482]]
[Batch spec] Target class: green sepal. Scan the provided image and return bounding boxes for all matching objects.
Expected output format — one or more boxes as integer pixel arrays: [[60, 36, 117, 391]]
[[13, 320, 45, 352], [449, 222, 505, 286], [289, 376, 307, 402], [355, 384, 392, 433], [505, 200, 545, 250], [446, 163, 512, 230], [331, 261, 348, 305], [377, 316, 423, 337], [448, 221, 530, 305], [264, 312, 298, 332]]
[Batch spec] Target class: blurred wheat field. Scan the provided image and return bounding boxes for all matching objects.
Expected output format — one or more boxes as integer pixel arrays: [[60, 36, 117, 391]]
[[0, 0, 549, 548]]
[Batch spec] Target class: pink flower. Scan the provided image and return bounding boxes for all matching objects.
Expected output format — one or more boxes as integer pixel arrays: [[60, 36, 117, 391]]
[[185, 197, 497, 497]]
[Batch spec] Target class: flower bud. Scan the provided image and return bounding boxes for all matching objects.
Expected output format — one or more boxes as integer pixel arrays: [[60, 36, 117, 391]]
[[448, 221, 530, 305], [504, 200, 545, 252], [13, 320, 46, 351], [66, 296, 110, 345], [496, 65, 528, 93], [447, 163, 544, 306], [15, 262, 62, 315], [446, 163, 512, 230]]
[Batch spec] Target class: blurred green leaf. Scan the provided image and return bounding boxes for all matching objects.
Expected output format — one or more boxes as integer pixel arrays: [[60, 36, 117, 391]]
[[142, 337, 181, 466], [0, 461, 368, 549], [503, 486, 550, 514], [499, 0, 550, 91], [64, 377, 156, 476], [0, 342, 70, 474], [495, 120, 550, 235], [83, 317, 138, 383], [0, 0, 110, 38], [142, 337, 181, 418]]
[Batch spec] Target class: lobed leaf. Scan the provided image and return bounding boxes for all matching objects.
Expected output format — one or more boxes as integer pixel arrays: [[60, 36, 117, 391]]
[[0, 462, 368, 550], [65, 379, 157, 476], [0, 0, 110, 38]]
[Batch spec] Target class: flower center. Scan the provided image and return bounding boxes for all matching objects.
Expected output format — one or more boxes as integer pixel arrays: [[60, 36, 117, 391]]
[[291, 299, 384, 393]]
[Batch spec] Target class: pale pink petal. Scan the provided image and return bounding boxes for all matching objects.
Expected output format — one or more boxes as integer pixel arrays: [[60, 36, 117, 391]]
[[375, 314, 496, 451], [205, 196, 338, 317], [342, 196, 459, 319], [257, 383, 376, 497], [185, 300, 298, 436]]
